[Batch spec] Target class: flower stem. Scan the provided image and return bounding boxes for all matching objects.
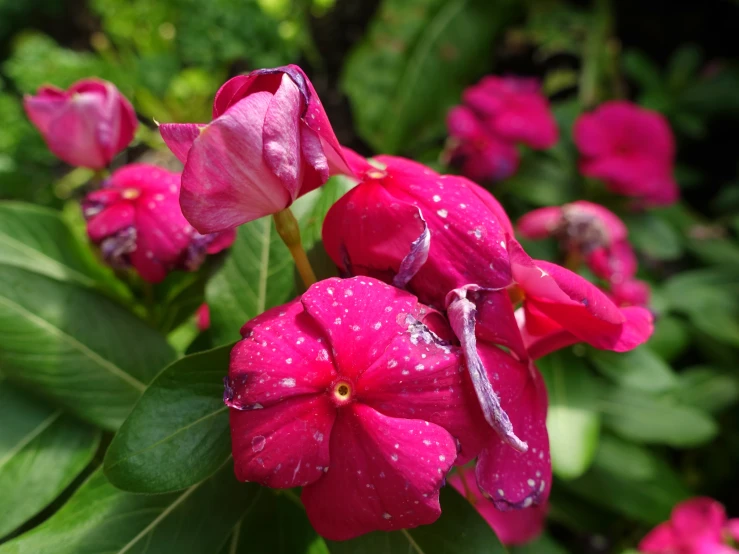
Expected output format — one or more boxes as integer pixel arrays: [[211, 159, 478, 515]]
[[273, 208, 317, 289]]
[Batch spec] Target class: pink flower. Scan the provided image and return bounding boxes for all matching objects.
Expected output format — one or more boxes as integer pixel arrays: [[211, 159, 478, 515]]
[[196, 303, 210, 331], [574, 101, 679, 206], [24, 78, 137, 169], [639, 497, 739, 554], [463, 76, 559, 149], [83, 164, 235, 283], [225, 277, 485, 540], [508, 240, 654, 359], [160, 65, 352, 234], [445, 76, 558, 183], [517, 201, 638, 284], [449, 467, 547, 545]]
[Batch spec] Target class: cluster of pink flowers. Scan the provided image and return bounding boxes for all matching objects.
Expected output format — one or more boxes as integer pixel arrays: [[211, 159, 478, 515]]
[[142, 66, 653, 540], [26, 66, 666, 543], [25, 78, 235, 283], [517, 201, 650, 308], [446, 76, 559, 183], [640, 497, 739, 554], [446, 80, 678, 206]]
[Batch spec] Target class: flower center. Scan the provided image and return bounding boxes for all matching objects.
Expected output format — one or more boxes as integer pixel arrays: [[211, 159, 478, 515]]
[[330, 379, 354, 406], [121, 188, 141, 200]]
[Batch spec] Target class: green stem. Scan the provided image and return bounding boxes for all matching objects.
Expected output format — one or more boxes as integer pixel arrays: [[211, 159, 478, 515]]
[[273, 208, 317, 289], [579, 0, 612, 109]]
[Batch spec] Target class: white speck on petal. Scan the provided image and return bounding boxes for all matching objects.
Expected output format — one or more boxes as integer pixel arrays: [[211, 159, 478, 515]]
[[527, 479, 536, 487], [391, 453, 399, 461], [437, 209, 448, 218], [281, 378, 296, 388], [383, 513, 392, 520], [252, 436, 266, 453], [432, 195, 441, 202]]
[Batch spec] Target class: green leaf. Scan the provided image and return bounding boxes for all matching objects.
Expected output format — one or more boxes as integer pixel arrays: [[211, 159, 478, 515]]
[[563, 436, 689, 524], [0, 380, 100, 539], [623, 211, 683, 261], [547, 405, 600, 480], [510, 534, 568, 554], [504, 151, 576, 206], [291, 176, 356, 250], [648, 315, 690, 363], [206, 218, 295, 345], [537, 350, 602, 479], [0, 463, 260, 554], [327, 486, 508, 553], [588, 346, 677, 393], [663, 266, 739, 347], [220, 491, 328, 554], [0, 202, 113, 288], [105, 345, 232, 493], [0, 266, 175, 430], [342, 0, 519, 154], [666, 366, 739, 414], [597, 387, 718, 447]]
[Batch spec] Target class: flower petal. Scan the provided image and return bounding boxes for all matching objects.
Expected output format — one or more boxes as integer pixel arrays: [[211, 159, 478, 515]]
[[638, 522, 678, 553], [226, 300, 336, 410], [475, 349, 550, 510], [671, 497, 726, 544], [300, 277, 422, 381], [86, 203, 135, 242], [301, 404, 456, 540], [357, 313, 485, 464], [449, 469, 547, 546], [180, 91, 291, 234], [230, 394, 335, 488], [159, 123, 206, 164]]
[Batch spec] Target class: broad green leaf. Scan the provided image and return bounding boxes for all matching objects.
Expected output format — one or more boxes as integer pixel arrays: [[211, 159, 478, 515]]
[[206, 218, 295, 345], [220, 490, 328, 554], [0, 201, 113, 288], [592, 434, 657, 481], [105, 345, 232, 493], [327, 487, 508, 553], [0, 463, 260, 554], [504, 150, 577, 206], [0, 266, 175, 430], [547, 405, 600, 480], [0, 380, 100, 539], [623, 211, 683, 260], [537, 350, 602, 479], [291, 176, 356, 250], [342, 0, 519, 154], [563, 438, 689, 524], [666, 366, 739, 414], [588, 346, 677, 393], [648, 315, 690, 363], [663, 266, 739, 347], [597, 387, 717, 447]]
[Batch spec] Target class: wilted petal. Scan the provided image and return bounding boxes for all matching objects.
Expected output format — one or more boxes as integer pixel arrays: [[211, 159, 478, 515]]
[[475, 348, 550, 510], [263, 74, 303, 197], [230, 394, 335, 488], [302, 404, 456, 540], [449, 468, 547, 546]]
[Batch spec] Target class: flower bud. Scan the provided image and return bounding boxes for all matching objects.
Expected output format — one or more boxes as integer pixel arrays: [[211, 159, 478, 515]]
[[160, 65, 352, 234], [24, 78, 137, 169]]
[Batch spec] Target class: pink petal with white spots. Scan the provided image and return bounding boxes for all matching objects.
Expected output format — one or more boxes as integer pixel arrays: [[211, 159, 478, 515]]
[[159, 123, 206, 164], [300, 277, 420, 381], [227, 301, 336, 410], [358, 319, 486, 464], [302, 404, 456, 540], [230, 394, 335, 488]]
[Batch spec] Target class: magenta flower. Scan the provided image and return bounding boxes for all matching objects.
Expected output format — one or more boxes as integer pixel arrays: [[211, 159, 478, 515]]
[[24, 78, 137, 169], [83, 163, 235, 283], [225, 277, 486, 540], [462, 76, 559, 149], [517, 201, 638, 284], [159, 65, 352, 234], [196, 303, 210, 331], [445, 76, 558, 183], [639, 497, 739, 554], [574, 101, 679, 206], [508, 240, 654, 359], [449, 468, 547, 546]]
